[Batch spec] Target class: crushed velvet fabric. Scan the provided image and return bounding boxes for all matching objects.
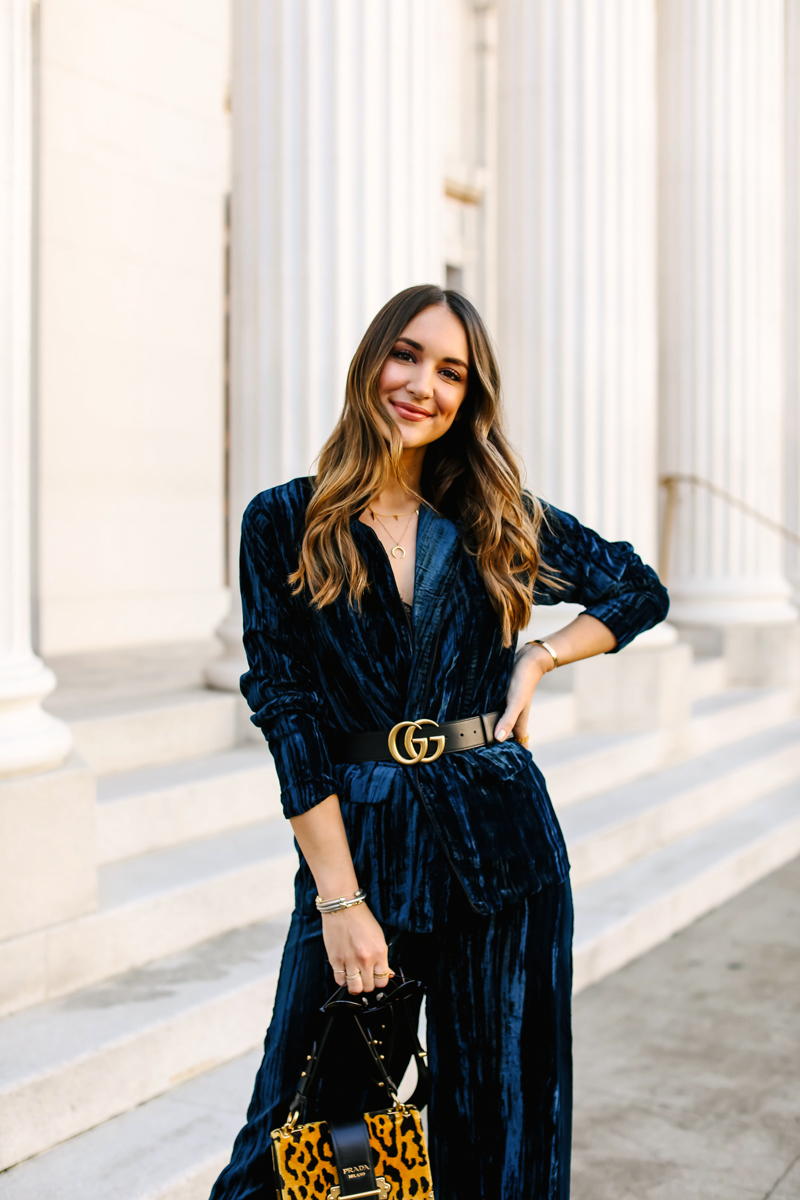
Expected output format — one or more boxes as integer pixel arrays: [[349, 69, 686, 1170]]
[[239, 476, 669, 930], [211, 476, 669, 1200]]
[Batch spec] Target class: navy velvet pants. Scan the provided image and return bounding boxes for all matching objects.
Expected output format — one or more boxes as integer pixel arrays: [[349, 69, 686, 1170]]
[[209, 879, 573, 1200]]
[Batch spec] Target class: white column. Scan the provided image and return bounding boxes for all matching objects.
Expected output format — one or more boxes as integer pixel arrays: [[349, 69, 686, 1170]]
[[658, 0, 794, 627], [208, 0, 443, 689], [786, 0, 800, 607], [496, 0, 659, 577], [0, 0, 71, 773]]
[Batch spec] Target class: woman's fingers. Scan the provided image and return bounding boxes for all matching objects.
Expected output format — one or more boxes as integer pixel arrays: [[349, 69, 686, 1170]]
[[341, 961, 394, 993], [495, 696, 523, 741], [512, 699, 532, 744], [344, 964, 364, 994], [371, 963, 395, 988]]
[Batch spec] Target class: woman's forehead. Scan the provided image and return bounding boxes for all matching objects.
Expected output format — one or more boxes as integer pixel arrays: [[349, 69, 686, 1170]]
[[397, 306, 469, 361]]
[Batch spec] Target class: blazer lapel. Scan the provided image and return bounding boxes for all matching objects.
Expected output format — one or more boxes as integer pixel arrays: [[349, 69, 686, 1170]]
[[406, 505, 462, 717]]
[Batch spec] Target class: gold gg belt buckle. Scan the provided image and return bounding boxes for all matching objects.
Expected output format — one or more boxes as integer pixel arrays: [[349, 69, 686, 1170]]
[[387, 719, 446, 765]]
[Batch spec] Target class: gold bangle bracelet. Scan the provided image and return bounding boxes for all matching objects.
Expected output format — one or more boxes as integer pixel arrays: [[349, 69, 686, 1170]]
[[527, 639, 558, 669]]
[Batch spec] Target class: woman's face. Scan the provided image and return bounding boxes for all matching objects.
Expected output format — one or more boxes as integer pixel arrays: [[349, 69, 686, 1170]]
[[377, 304, 469, 451]]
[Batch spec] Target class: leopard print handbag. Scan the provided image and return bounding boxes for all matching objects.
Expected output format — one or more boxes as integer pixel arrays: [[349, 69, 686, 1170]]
[[270, 979, 434, 1200], [271, 1104, 433, 1200]]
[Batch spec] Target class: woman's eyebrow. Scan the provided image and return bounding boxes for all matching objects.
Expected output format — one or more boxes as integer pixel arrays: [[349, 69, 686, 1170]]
[[396, 336, 468, 370]]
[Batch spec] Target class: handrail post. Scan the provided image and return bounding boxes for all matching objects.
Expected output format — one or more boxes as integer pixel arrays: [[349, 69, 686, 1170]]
[[658, 475, 680, 584]]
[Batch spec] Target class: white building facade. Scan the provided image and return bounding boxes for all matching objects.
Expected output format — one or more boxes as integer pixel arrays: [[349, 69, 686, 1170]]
[[3, 0, 798, 718], [0, 0, 797, 800]]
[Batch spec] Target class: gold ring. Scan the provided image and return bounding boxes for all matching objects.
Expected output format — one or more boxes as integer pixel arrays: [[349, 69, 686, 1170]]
[[345, 970, 362, 980], [517, 734, 529, 745], [373, 970, 391, 978]]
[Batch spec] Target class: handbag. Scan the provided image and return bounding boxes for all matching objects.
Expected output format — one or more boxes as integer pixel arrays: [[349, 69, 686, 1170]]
[[270, 976, 434, 1200]]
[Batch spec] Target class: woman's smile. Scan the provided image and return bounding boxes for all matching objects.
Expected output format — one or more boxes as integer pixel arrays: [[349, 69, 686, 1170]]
[[390, 397, 432, 422]]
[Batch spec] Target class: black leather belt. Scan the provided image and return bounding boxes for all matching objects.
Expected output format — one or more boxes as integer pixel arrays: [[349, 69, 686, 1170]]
[[333, 711, 500, 766]]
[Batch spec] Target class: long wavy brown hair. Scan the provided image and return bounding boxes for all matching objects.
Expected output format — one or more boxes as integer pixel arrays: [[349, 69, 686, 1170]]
[[289, 283, 556, 646]]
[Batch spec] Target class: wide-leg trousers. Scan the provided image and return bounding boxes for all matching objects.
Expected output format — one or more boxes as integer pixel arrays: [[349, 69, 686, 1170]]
[[209, 879, 573, 1200]]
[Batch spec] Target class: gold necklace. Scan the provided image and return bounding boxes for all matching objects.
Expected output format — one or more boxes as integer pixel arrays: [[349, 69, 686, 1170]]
[[369, 507, 419, 559]]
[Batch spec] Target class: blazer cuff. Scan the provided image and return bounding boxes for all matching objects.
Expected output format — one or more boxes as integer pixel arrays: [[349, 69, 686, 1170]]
[[277, 774, 341, 820], [251, 711, 339, 818], [583, 589, 669, 653]]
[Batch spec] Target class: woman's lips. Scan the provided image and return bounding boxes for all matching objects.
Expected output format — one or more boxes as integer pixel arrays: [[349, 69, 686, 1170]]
[[391, 399, 431, 422]]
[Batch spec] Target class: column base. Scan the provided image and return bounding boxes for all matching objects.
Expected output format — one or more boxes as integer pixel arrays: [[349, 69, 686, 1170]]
[[571, 639, 694, 732], [0, 755, 97, 941], [204, 606, 247, 693], [667, 579, 798, 628], [0, 653, 72, 778], [676, 619, 800, 687]]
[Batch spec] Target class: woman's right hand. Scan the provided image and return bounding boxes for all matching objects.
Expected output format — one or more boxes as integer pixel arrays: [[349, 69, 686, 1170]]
[[322, 903, 394, 994], [289, 794, 393, 993]]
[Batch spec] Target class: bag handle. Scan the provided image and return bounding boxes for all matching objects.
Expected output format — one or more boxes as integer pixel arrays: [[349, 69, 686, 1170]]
[[348, 984, 431, 1112], [281, 976, 430, 1130]]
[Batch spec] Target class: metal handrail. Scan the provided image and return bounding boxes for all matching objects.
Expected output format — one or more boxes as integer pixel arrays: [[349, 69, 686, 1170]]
[[658, 473, 800, 583]]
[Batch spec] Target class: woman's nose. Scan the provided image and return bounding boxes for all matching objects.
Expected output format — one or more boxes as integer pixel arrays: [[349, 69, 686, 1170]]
[[407, 367, 435, 399]]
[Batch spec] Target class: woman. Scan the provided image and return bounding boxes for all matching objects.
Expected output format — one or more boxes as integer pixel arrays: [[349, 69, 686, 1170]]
[[211, 284, 668, 1199]]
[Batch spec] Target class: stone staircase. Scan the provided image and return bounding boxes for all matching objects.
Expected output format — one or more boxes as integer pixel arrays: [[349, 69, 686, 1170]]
[[2, 646, 800, 1198]]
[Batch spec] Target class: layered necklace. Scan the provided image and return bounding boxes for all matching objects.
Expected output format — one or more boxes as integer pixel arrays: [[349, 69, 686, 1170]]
[[369, 504, 420, 559]]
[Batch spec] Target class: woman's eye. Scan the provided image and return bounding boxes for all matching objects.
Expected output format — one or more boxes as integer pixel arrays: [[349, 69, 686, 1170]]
[[392, 348, 414, 362], [441, 368, 462, 382]]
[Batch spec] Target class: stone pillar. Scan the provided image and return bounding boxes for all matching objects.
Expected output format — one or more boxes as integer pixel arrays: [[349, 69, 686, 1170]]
[[0, 1, 93, 958], [207, 0, 442, 691], [496, 0, 686, 731], [0, 0, 71, 775], [497, 0, 660, 567], [786, 0, 800, 608], [658, 0, 795, 635]]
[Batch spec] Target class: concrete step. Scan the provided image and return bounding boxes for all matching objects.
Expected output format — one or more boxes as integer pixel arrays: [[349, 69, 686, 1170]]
[[572, 779, 800, 993], [0, 1051, 262, 1200], [61, 690, 239, 774], [686, 685, 797, 756], [563, 718, 800, 888], [538, 684, 797, 809], [0, 820, 297, 1020], [527, 688, 577, 743], [0, 918, 289, 1172], [536, 728, 665, 809], [96, 745, 281, 864], [690, 653, 727, 700]]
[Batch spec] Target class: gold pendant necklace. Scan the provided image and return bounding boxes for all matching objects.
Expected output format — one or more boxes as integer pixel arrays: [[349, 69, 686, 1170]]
[[369, 507, 419, 559]]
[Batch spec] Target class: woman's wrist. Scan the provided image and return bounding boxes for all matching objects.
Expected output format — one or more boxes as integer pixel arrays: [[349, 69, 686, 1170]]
[[521, 641, 556, 674]]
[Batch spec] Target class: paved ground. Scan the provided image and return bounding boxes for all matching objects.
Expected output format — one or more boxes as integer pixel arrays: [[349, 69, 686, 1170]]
[[571, 855, 800, 1199]]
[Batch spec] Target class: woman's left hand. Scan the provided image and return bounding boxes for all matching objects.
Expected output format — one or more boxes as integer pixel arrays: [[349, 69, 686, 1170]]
[[494, 643, 554, 746]]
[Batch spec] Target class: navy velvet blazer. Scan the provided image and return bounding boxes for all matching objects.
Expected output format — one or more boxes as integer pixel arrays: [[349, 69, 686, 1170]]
[[240, 477, 669, 927]]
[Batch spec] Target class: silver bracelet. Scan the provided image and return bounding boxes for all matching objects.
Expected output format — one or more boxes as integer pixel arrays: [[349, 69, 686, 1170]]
[[315, 888, 367, 915]]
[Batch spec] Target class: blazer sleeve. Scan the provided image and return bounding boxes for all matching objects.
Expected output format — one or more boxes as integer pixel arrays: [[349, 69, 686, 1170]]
[[238, 498, 339, 819], [530, 498, 670, 652]]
